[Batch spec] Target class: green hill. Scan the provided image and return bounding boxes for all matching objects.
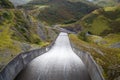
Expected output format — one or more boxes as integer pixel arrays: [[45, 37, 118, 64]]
[[20, 0, 98, 25], [89, 0, 120, 7], [0, 9, 58, 70], [9, 0, 120, 7], [81, 6, 120, 36], [0, 0, 57, 71], [0, 0, 14, 8], [0, 0, 58, 70], [70, 6, 120, 80]]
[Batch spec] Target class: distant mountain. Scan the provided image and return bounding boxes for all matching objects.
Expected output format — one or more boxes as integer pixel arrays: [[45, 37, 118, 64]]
[[68, 0, 120, 7], [90, 0, 120, 7], [9, 0, 120, 7], [20, 0, 98, 25], [9, 0, 32, 6]]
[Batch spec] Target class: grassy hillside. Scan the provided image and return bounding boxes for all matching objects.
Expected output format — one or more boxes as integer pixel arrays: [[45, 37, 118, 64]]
[[0, 0, 58, 71], [20, 0, 98, 25], [69, 5, 120, 80], [70, 34, 120, 80], [77, 6, 120, 50], [0, 9, 58, 70], [81, 6, 120, 36], [61, 6, 120, 79], [0, 9, 41, 44], [86, 0, 116, 7], [9, 0, 120, 7], [0, 0, 14, 8]]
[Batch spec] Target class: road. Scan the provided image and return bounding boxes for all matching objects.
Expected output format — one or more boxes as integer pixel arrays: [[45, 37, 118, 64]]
[[15, 32, 91, 80]]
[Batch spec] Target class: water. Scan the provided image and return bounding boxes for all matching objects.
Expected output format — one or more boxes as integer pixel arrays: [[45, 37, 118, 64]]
[[15, 32, 91, 80]]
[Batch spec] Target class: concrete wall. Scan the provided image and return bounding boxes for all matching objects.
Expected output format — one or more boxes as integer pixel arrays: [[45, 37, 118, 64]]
[[0, 40, 56, 80], [0, 33, 105, 80], [71, 43, 105, 80]]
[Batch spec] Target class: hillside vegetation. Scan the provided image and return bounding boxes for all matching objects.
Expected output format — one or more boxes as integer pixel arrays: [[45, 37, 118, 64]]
[[0, 9, 58, 70], [1, 0, 120, 80], [81, 6, 120, 36], [69, 5, 120, 80], [0, 0, 14, 8], [89, 0, 120, 7], [70, 34, 120, 80], [20, 0, 98, 25], [0, 0, 58, 70], [9, 0, 120, 7]]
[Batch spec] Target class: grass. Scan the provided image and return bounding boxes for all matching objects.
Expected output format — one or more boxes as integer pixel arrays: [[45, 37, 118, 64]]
[[81, 6, 120, 36], [76, 6, 120, 80], [87, 0, 119, 7], [0, 0, 14, 8], [23, 0, 98, 25], [103, 34, 120, 46], [90, 15, 110, 35], [0, 9, 58, 71], [85, 33, 120, 48], [104, 6, 117, 11], [69, 34, 120, 80]]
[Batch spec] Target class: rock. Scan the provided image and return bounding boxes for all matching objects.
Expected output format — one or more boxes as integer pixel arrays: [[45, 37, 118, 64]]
[[110, 42, 120, 48]]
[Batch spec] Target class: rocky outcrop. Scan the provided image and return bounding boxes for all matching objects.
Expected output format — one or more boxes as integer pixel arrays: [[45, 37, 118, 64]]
[[110, 42, 120, 48], [0, 9, 58, 71]]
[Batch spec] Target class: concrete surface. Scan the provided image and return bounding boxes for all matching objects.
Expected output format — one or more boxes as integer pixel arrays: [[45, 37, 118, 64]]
[[15, 32, 91, 80]]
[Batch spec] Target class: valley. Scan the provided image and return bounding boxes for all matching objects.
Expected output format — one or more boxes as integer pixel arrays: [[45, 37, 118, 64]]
[[0, 0, 120, 80]]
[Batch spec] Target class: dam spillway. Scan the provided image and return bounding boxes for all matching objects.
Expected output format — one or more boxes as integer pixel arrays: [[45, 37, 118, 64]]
[[15, 32, 91, 80]]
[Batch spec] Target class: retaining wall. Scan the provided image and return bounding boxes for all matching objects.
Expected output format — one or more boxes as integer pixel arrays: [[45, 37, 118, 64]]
[[71, 43, 105, 80], [0, 39, 56, 80], [0, 33, 105, 80]]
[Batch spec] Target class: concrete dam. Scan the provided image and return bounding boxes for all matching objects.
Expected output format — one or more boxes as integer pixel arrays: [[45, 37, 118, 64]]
[[0, 32, 104, 80], [15, 32, 91, 80]]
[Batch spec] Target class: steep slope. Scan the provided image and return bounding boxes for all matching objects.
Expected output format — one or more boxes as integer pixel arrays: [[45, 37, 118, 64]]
[[9, 0, 120, 7], [0, 9, 58, 70], [20, 0, 98, 25], [81, 6, 120, 36], [0, 1, 58, 70], [70, 34, 120, 80], [68, 6, 120, 80], [77, 5, 120, 48], [0, 0, 14, 8]]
